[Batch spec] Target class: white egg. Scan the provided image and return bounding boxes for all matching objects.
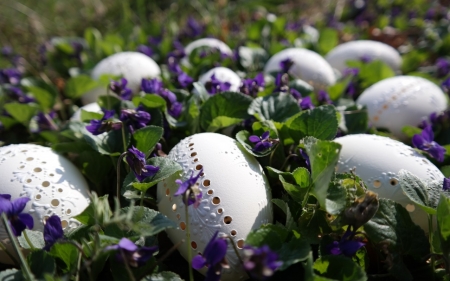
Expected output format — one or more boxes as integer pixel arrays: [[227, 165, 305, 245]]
[[182, 38, 233, 66], [157, 133, 273, 281], [0, 144, 90, 239], [70, 102, 102, 121], [325, 40, 402, 73], [334, 134, 444, 232], [83, 52, 161, 104], [198, 67, 242, 92], [264, 48, 336, 89], [356, 76, 448, 139]]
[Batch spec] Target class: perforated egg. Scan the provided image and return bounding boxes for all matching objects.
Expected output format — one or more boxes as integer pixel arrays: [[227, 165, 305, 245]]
[[198, 67, 242, 92], [157, 133, 273, 280], [356, 76, 448, 139], [334, 134, 445, 232], [264, 47, 336, 89], [0, 144, 90, 239]]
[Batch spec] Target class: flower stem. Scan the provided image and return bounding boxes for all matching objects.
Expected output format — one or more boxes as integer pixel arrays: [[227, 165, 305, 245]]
[[428, 214, 435, 280], [117, 152, 127, 201], [184, 200, 194, 281], [75, 251, 82, 281], [121, 124, 129, 160], [226, 236, 244, 266], [1, 213, 34, 281], [120, 250, 136, 281], [23, 230, 36, 251], [0, 240, 19, 265]]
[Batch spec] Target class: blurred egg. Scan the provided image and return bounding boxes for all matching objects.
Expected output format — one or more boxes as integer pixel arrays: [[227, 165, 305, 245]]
[[198, 67, 242, 92], [157, 133, 273, 281], [325, 40, 402, 73], [70, 102, 102, 121], [0, 144, 90, 240], [182, 38, 233, 66], [83, 51, 161, 104], [356, 76, 448, 139], [264, 48, 336, 89], [334, 134, 445, 232]]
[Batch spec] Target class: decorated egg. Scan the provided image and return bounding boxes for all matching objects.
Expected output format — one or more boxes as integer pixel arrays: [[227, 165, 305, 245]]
[[356, 76, 448, 139], [0, 144, 90, 239], [182, 38, 233, 66], [83, 51, 161, 104], [70, 102, 102, 121], [198, 67, 242, 92], [264, 47, 336, 89], [157, 133, 273, 281], [334, 134, 445, 232], [325, 40, 402, 73]]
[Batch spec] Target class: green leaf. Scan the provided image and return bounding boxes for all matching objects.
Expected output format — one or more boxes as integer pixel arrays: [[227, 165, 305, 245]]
[[235, 130, 273, 157], [132, 125, 164, 157], [298, 209, 332, 244], [49, 243, 78, 273], [78, 150, 113, 186], [27, 250, 56, 279], [199, 91, 252, 131], [245, 224, 289, 250], [52, 142, 94, 154], [303, 252, 334, 281], [279, 171, 309, 202], [0, 268, 24, 280], [133, 94, 167, 109], [277, 237, 311, 270], [18, 229, 45, 249], [313, 255, 366, 281], [364, 199, 429, 259], [289, 79, 314, 96], [129, 157, 182, 193], [272, 198, 296, 231], [286, 105, 338, 142], [27, 86, 55, 111], [121, 207, 177, 237], [342, 105, 368, 134], [358, 60, 395, 88], [142, 271, 183, 281], [325, 180, 348, 215], [0, 116, 18, 129], [65, 75, 100, 99], [318, 28, 338, 55], [80, 109, 103, 122], [302, 137, 342, 208], [83, 127, 130, 156], [248, 93, 300, 122], [398, 170, 437, 214], [437, 194, 450, 266], [4, 102, 39, 125], [73, 194, 111, 226]]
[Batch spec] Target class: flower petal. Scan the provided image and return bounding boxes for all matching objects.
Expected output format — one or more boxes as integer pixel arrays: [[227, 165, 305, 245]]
[[11, 197, 30, 214], [0, 196, 12, 214], [412, 134, 426, 150], [18, 213, 34, 230], [118, 238, 138, 252], [261, 131, 270, 140], [192, 255, 206, 269], [249, 135, 260, 143]]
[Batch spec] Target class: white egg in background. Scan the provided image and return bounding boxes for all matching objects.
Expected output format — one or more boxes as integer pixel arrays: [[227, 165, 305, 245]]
[[182, 38, 233, 66], [356, 76, 448, 139], [198, 67, 242, 92], [264, 47, 336, 89], [70, 102, 102, 121], [325, 40, 402, 73], [0, 144, 90, 239], [334, 134, 445, 232], [157, 133, 273, 281], [83, 51, 161, 104]]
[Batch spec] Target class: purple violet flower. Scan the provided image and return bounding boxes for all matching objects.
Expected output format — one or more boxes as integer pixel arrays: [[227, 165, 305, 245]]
[[168, 58, 193, 88], [280, 58, 293, 73], [274, 73, 289, 93], [32, 111, 57, 133], [443, 177, 450, 191], [110, 78, 133, 100], [0, 194, 11, 200], [120, 107, 151, 134], [205, 74, 231, 95], [167, 41, 186, 60], [242, 245, 282, 280], [0, 196, 34, 236], [125, 146, 159, 183], [436, 58, 450, 78], [105, 238, 158, 268], [192, 231, 229, 281], [240, 73, 265, 97], [299, 96, 314, 110], [327, 229, 365, 257], [412, 124, 446, 162], [299, 148, 310, 171], [1, 46, 13, 57], [86, 109, 122, 135], [442, 77, 450, 93], [43, 215, 64, 251], [174, 169, 203, 208], [0, 68, 21, 85], [317, 90, 332, 104], [137, 45, 153, 57], [7, 87, 35, 104], [360, 54, 372, 64], [141, 78, 163, 94], [249, 131, 278, 153]]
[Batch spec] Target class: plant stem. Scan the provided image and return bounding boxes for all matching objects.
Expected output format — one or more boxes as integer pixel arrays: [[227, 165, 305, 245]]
[[226, 236, 244, 266], [121, 124, 128, 160], [75, 251, 82, 281], [184, 200, 194, 281], [428, 214, 435, 280], [117, 152, 127, 200], [0, 240, 19, 265], [23, 230, 35, 251], [140, 191, 145, 207], [1, 214, 34, 281], [120, 250, 136, 281]]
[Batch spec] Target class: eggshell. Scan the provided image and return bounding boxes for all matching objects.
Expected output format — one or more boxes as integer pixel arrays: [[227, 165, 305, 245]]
[[83, 51, 161, 104], [182, 38, 233, 66], [334, 134, 445, 232], [0, 144, 90, 239], [264, 48, 336, 89], [157, 133, 273, 280], [325, 40, 402, 73], [356, 76, 448, 139], [70, 102, 102, 121], [198, 67, 242, 92]]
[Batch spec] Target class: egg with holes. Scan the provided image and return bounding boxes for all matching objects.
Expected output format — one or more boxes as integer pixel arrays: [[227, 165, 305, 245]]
[[157, 133, 273, 281], [334, 134, 445, 232], [198, 67, 242, 93], [82, 51, 161, 104], [0, 144, 90, 240], [264, 47, 336, 89], [356, 76, 448, 139], [325, 40, 402, 73]]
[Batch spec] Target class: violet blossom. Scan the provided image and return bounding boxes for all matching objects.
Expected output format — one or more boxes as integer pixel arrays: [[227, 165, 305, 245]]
[[174, 169, 203, 208], [43, 215, 64, 251], [0, 195, 34, 236], [105, 238, 158, 268], [120, 106, 151, 133], [242, 245, 282, 280], [412, 124, 446, 162], [192, 231, 229, 281], [125, 146, 160, 183]]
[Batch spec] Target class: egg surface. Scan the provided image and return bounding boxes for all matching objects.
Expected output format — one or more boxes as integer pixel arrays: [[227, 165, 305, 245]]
[[83, 51, 161, 104], [264, 48, 336, 89], [0, 144, 90, 239], [334, 134, 445, 232], [325, 40, 402, 73], [157, 133, 273, 281], [198, 67, 242, 92], [356, 76, 448, 139]]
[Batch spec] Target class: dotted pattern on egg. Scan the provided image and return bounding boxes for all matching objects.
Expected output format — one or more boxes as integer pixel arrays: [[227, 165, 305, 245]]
[[157, 133, 273, 280], [335, 134, 444, 231], [0, 144, 90, 238]]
